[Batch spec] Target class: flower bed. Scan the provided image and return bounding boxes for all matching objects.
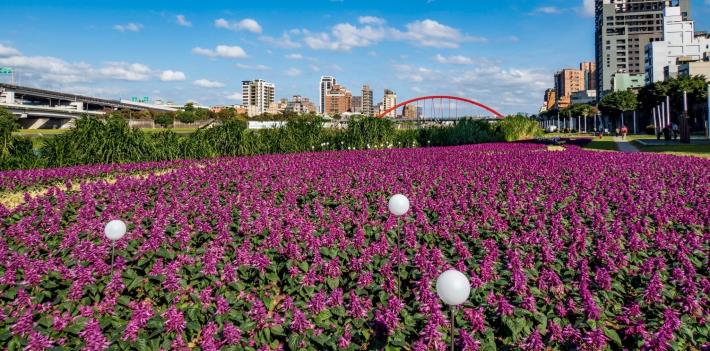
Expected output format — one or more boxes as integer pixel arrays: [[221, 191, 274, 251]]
[[0, 143, 708, 350]]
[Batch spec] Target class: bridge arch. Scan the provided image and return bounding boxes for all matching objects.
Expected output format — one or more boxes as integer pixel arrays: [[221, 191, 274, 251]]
[[376, 95, 505, 119]]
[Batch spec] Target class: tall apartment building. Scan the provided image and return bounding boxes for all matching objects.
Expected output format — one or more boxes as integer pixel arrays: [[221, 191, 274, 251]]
[[595, 0, 691, 95], [382, 89, 397, 118], [645, 6, 710, 83], [284, 95, 317, 114], [580, 61, 598, 90], [319, 76, 336, 114], [403, 105, 418, 119], [324, 84, 352, 115], [361, 85, 374, 116], [242, 79, 275, 117], [554, 69, 585, 109], [543, 89, 557, 111], [351, 96, 363, 114]]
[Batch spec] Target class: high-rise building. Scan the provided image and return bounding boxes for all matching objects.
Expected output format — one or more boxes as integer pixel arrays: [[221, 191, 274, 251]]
[[403, 105, 417, 119], [382, 89, 397, 118], [284, 95, 317, 114], [242, 79, 275, 117], [554, 69, 585, 108], [361, 85, 374, 116], [580, 62, 597, 90], [645, 6, 710, 83], [543, 89, 557, 111], [351, 96, 363, 114], [324, 84, 352, 115], [319, 76, 336, 114], [595, 0, 691, 96]]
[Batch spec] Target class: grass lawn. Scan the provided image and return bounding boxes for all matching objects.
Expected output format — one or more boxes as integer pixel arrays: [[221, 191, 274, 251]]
[[633, 142, 710, 158], [583, 136, 618, 151]]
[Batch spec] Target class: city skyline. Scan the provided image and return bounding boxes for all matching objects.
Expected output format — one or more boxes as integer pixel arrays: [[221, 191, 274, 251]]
[[1, 0, 709, 115]]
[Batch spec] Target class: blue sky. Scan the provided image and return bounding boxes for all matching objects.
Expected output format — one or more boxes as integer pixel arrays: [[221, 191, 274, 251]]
[[1, 0, 709, 114]]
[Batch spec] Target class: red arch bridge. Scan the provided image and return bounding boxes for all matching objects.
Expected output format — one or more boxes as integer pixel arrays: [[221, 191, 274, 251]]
[[376, 95, 505, 120]]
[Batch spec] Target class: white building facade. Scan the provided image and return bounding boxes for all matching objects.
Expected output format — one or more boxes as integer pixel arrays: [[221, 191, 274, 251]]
[[242, 79, 275, 117], [382, 89, 397, 118], [319, 76, 336, 115], [645, 6, 710, 83]]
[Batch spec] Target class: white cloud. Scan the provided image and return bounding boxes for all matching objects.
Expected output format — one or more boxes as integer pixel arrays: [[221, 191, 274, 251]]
[[96, 62, 152, 81], [226, 92, 243, 101], [215, 18, 262, 33], [176, 15, 192, 27], [114, 23, 143, 32], [192, 45, 248, 59], [235, 63, 271, 71], [0, 44, 20, 57], [193, 79, 225, 88], [0, 55, 89, 83], [532, 6, 562, 14], [358, 16, 386, 25], [284, 68, 302, 76], [286, 53, 304, 60], [259, 33, 302, 49], [393, 63, 551, 113], [300, 18, 483, 51], [434, 54, 474, 65], [303, 23, 386, 51], [0, 51, 182, 84], [581, 0, 595, 17], [396, 19, 486, 48], [160, 70, 186, 81]]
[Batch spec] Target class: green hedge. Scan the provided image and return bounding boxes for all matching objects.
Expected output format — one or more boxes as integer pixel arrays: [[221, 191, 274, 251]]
[[1, 113, 541, 170]]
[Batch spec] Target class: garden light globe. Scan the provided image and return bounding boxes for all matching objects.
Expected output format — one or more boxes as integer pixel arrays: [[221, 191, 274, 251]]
[[388, 194, 410, 216], [436, 270, 471, 306], [104, 220, 127, 241]]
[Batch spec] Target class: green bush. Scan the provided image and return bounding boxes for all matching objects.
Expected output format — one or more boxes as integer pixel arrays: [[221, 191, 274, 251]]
[[342, 117, 396, 149], [496, 115, 543, 142], [5, 114, 539, 171], [40, 116, 153, 167]]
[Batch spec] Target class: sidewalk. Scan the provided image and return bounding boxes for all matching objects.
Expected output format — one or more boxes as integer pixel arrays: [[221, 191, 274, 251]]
[[613, 137, 640, 153]]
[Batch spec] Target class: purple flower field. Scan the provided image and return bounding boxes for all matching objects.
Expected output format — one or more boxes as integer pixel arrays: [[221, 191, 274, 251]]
[[0, 143, 708, 350]]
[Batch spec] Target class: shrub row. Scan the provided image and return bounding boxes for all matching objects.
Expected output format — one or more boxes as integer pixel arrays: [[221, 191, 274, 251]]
[[1, 114, 541, 170]]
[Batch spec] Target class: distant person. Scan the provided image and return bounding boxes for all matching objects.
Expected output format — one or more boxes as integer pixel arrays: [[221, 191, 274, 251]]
[[672, 123, 679, 140], [620, 125, 628, 140], [663, 125, 672, 141], [615, 128, 620, 136]]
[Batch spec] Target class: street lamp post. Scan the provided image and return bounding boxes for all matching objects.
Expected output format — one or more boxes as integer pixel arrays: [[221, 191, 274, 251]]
[[104, 220, 127, 275], [436, 270, 471, 351], [388, 194, 410, 298], [680, 90, 691, 143]]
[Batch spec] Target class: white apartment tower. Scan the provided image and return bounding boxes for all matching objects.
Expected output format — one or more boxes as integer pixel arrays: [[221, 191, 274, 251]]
[[382, 89, 397, 118], [319, 76, 336, 114], [361, 85, 374, 116], [242, 79, 275, 117], [645, 6, 710, 83]]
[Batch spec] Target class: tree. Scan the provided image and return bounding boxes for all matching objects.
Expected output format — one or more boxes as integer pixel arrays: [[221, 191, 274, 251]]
[[0, 108, 19, 157], [638, 75, 708, 115], [598, 91, 638, 125], [154, 113, 174, 128], [176, 110, 195, 124]]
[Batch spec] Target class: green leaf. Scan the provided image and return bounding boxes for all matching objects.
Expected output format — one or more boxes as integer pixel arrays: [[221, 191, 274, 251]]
[[603, 327, 622, 347]]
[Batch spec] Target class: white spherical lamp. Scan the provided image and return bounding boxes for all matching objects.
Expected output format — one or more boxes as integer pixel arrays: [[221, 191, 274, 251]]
[[436, 270, 471, 306], [388, 194, 410, 217], [104, 220, 127, 241]]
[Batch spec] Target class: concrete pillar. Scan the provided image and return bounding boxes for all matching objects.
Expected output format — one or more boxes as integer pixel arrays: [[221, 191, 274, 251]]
[[3, 90, 15, 104], [27, 118, 49, 130], [60, 119, 75, 129]]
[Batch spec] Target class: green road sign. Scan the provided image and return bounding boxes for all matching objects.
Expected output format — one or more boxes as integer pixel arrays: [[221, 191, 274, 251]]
[[0, 67, 13, 75]]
